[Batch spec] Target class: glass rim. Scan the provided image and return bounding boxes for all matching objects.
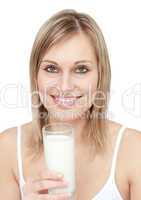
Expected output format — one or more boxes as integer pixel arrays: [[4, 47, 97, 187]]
[[42, 122, 74, 135]]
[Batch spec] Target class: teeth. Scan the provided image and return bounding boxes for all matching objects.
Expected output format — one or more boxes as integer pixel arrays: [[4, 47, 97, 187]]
[[54, 97, 76, 106], [58, 98, 75, 102], [52, 95, 82, 107]]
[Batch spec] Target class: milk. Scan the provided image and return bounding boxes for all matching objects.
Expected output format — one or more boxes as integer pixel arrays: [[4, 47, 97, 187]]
[[43, 133, 76, 196]]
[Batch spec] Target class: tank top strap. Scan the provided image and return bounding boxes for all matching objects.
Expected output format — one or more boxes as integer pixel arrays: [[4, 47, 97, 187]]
[[17, 125, 25, 187], [109, 125, 127, 179]]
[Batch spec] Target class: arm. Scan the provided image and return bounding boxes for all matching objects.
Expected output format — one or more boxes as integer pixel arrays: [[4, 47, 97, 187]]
[[0, 128, 21, 200], [127, 128, 141, 200]]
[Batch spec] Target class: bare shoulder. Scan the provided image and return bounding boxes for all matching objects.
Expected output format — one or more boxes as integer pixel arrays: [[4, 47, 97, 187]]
[[113, 120, 141, 148], [0, 126, 18, 158], [122, 126, 141, 199], [109, 120, 141, 182], [0, 125, 19, 175], [108, 119, 141, 166], [111, 120, 141, 181], [124, 126, 141, 146], [121, 124, 141, 159], [107, 119, 141, 144], [0, 126, 20, 199], [0, 122, 33, 199], [0, 126, 17, 142], [0, 121, 32, 155], [124, 126, 141, 170]]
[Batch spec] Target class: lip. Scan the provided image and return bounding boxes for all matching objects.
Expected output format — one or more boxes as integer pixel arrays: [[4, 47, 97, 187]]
[[50, 95, 82, 108], [51, 95, 82, 99]]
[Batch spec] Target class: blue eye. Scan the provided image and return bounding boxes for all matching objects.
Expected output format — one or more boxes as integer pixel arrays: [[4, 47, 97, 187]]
[[75, 65, 89, 74], [45, 65, 58, 73]]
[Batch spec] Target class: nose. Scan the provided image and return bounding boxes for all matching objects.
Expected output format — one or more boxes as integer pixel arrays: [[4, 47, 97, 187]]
[[58, 72, 74, 93]]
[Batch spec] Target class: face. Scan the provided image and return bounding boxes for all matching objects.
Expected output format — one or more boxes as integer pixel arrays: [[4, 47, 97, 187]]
[[37, 32, 98, 122]]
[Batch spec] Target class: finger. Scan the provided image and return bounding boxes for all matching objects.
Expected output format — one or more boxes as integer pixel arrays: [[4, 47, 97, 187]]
[[33, 179, 69, 193], [37, 192, 70, 200], [23, 179, 68, 194], [23, 193, 38, 200], [40, 170, 64, 180], [28, 169, 64, 183]]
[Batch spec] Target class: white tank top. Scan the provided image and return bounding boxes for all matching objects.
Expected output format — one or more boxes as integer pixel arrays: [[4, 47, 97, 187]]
[[17, 124, 127, 200]]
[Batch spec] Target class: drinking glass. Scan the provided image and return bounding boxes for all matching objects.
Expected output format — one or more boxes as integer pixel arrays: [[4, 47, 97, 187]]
[[42, 122, 76, 199]]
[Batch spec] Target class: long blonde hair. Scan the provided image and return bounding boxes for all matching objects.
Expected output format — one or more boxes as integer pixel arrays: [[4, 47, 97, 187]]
[[29, 9, 111, 159]]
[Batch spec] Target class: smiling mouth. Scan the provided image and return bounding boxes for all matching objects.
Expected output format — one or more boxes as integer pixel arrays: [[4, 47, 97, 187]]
[[50, 95, 82, 99], [50, 95, 82, 107]]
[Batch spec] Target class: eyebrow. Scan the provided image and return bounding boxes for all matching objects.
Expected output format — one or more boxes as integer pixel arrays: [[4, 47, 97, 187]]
[[40, 59, 93, 65]]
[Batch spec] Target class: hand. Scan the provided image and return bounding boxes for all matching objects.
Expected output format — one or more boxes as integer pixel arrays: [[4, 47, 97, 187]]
[[22, 169, 70, 200]]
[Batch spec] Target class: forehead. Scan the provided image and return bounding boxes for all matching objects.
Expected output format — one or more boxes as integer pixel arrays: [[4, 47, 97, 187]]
[[42, 32, 97, 65]]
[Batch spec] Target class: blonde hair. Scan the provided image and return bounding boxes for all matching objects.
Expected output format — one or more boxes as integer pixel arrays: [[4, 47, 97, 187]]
[[29, 9, 111, 159]]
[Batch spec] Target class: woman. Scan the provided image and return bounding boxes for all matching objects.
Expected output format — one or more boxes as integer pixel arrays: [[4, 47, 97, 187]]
[[0, 9, 141, 200]]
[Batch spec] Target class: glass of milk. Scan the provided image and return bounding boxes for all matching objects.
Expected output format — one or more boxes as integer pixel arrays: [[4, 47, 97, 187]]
[[42, 122, 76, 198]]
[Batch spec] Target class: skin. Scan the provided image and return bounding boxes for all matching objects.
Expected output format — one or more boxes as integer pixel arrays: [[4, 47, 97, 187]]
[[37, 32, 98, 145], [0, 32, 141, 200]]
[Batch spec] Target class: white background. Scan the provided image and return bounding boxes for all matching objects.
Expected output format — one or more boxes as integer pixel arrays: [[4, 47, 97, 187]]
[[0, 0, 141, 132]]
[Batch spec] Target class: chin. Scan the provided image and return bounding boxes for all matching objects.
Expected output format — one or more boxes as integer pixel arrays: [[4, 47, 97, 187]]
[[47, 108, 87, 123]]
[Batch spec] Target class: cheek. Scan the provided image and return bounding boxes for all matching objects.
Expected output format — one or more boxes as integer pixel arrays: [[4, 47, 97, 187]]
[[37, 73, 45, 95], [84, 73, 98, 105], [37, 71, 51, 101], [37, 72, 59, 101], [76, 76, 98, 108], [82, 73, 98, 94], [37, 69, 59, 89]]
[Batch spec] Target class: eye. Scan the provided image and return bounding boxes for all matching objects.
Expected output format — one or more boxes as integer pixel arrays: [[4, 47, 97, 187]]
[[75, 65, 89, 74], [44, 65, 59, 73]]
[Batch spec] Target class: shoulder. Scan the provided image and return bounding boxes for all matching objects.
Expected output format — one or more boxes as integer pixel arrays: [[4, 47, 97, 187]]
[[107, 119, 141, 145], [124, 126, 141, 148], [0, 126, 18, 172], [0, 120, 33, 153], [109, 120, 141, 180], [112, 122, 141, 186], [122, 127, 141, 199], [0, 121, 32, 175], [121, 125, 141, 160], [0, 126, 18, 191], [108, 120, 141, 168], [0, 126, 18, 156], [124, 127, 141, 176], [0, 125, 17, 140], [0, 125, 30, 199], [111, 120, 141, 158]]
